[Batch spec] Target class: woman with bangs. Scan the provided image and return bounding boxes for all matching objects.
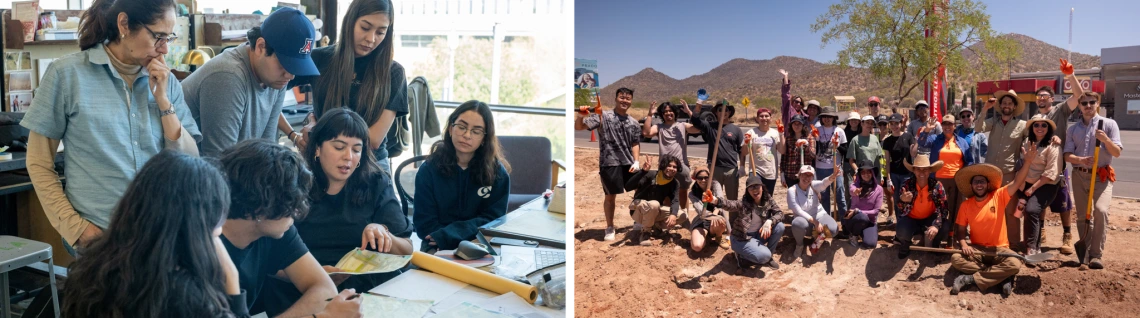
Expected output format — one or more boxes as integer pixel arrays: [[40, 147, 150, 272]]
[[292, 0, 407, 173], [296, 108, 412, 291], [415, 100, 511, 251]]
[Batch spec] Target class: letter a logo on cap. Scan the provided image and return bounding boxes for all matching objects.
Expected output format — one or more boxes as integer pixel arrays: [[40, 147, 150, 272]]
[[300, 39, 313, 54]]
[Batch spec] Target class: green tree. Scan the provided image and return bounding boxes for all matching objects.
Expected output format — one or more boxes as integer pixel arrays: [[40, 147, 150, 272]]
[[811, 0, 1018, 103]]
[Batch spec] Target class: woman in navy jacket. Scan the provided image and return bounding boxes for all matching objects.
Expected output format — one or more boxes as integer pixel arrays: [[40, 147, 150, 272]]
[[414, 100, 511, 250]]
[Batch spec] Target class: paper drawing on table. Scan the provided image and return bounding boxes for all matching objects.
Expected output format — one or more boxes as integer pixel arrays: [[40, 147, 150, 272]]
[[359, 293, 433, 318], [332, 248, 412, 274]]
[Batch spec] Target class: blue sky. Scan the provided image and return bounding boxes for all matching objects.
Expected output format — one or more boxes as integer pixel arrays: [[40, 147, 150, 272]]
[[575, 0, 1140, 87]]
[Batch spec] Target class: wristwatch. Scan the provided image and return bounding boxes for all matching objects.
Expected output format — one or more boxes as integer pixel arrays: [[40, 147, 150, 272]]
[[160, 108, 176, 117]]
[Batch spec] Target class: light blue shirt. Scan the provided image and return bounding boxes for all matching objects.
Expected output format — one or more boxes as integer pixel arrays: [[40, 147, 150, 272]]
[[20, 43, 202, 229], [1064, 115, 1122, 169]]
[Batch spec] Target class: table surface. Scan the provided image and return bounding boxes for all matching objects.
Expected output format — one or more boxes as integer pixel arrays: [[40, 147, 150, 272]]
[[0, 152, 64, 174]]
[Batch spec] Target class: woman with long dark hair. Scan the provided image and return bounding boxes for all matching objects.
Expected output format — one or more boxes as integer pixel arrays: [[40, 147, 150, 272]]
[[1020, 114, 1061, 256], [63, 151, 245, 318], [22, 0, 199, 255], [704, 175, 783, 269], [414, 100, 511, 250], [296, 108, 413, 291], [843, 163, 883, 248], [779, 114, 816, 187], [292, 0, 406, 173]]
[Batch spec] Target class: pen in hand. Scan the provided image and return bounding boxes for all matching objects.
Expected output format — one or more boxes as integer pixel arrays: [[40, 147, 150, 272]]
[[325, 293, 361, 302]]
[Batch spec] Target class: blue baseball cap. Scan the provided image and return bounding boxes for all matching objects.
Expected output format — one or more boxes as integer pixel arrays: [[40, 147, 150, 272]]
[[260, 8, 319, 76]]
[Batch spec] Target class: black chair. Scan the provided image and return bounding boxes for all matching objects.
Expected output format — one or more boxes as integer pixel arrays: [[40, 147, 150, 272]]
[[498, 136, 565, 211], [394, 155, 428, 219]]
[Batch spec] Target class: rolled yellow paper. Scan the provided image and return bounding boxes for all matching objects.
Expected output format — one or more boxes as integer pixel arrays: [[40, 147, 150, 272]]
[[411, 251, 538, 303]]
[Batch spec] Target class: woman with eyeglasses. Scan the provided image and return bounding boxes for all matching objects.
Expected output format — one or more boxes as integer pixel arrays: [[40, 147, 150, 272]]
[[1019, 114, 1062, 256], [687, 166, 728, 252], [414, 100, 511, 250], [22, 0, 200, 256]]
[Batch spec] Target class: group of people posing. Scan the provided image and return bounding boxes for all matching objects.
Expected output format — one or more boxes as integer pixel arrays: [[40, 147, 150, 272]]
[[20, 0, 510, 317], [577, 60, 1122, 296]]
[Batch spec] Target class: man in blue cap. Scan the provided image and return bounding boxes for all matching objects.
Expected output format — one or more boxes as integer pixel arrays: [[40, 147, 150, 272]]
[[182, 7, 319, 156]]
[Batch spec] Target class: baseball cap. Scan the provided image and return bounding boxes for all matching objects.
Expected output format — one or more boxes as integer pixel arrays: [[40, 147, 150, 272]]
[[868, 96, 882, 104], [877, 115, 889, 124], [914, 100, 930, 109], [798, 165, 815, 176], [861, 115, 875, 122], [260, 8, 319, 76], [889, 113, 905, 122]]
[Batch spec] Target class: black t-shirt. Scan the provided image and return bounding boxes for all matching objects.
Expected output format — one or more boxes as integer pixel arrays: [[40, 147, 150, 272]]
[[883, 133, 915, 174], [691, 118, 743, 168], [221, 226, 309, 311], [296, 172, 412, 290], [290, 46, 409, 160]]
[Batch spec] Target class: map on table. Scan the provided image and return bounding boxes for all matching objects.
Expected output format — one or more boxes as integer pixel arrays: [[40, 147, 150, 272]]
[[332, 248, 412, 275]]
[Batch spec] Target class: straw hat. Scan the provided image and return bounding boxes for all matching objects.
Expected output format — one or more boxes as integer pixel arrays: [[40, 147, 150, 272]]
[[904, 154, 944, 173], [954, 164, 1003, 197], [993, 89, 1026, 117], [1026, 113, 1056, 131]]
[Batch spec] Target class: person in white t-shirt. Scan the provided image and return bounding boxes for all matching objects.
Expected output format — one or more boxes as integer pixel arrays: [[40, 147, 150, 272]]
[[742, 108, 783, 197], [813, 106, 847, 214]]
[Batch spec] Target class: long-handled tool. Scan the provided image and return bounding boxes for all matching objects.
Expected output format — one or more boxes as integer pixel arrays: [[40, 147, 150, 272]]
[[1075, 120, 1104, 264], [909, 246, 1054, 265]]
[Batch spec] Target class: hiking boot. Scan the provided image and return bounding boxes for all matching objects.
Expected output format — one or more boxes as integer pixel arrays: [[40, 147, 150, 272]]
[[849, 236, 860, 247], [1090, 258, 1104, 270], [951, 275, 975, 295], [718, 236, 731, 249], [1060, 232, 1075, 255], [638, 231, 654, 246], [604, 226, 616, 241], [766, 258, 780, 270], [1001, 278, 1014, 297]]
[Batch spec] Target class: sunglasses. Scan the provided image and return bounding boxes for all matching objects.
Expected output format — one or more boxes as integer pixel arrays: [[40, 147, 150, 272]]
[[1037, 94, 1052, 98], [1032, 123, 1050, 128], [868, 103, 880, 107], [959, 114, 973, 118], [694, 175, 709, 180], [794, 100, 804, 105], [1080, 101, 1097, 106], [972, 179, 989, 185]]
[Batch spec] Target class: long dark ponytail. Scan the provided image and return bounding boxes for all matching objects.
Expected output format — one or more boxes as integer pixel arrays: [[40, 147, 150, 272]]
[[79, 0, 176, 50]]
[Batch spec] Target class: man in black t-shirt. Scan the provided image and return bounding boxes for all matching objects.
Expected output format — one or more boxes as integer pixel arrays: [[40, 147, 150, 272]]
[[691, 100, 745, 199], [626, 155, 681, 246], [883, 113, 917, 224], [218, 139, 361, 317]]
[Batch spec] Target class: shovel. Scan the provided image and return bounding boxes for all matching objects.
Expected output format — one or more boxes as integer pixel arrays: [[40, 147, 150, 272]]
[[908, 246, 1055, 265], [1075, 120, 1104, 264]]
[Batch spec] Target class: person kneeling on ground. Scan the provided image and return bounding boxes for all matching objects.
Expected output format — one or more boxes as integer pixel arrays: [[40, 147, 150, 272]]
[[844, 162, 882, 248], [705, 176, 784, 269], [950, 156, 1034, 296], [787, 163, 840, 261], [627, 154, 682, 246], [894, 154, 949, 259], [218, 139, 360, 317], [687, 166, 729, 252]]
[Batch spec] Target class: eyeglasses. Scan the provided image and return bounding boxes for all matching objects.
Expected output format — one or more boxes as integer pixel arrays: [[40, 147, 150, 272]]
[[971, 179, 989, 185], [142, 24, 177, 48], [1036, 94, 1052, 98], [1080, 101, 1097, 106], [794, 100, 803, 105], [1032, 123, 1050, 128], [451, 123, 485, 137]]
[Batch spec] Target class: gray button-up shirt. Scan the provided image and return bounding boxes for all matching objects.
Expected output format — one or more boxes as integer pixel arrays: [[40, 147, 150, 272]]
[[20, 43, 202, 229], [1064, 115, 1122, 169]]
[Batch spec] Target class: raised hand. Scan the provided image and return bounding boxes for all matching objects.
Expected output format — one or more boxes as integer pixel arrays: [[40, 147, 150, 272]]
[[649, 101, 658, 115], [1060, 58, 1075, 75], [641, 154, 651, 172], [779, 69, 788, 77], [900, 187, 914, 203], [1022, 141, 1039, 163], [984, 97, 996, 111]]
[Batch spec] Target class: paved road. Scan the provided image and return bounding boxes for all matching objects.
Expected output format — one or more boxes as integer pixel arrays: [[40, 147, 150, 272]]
[[575, 129, 1140, 199]]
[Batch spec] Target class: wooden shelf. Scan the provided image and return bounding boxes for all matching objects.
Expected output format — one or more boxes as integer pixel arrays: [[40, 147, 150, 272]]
[[22, 39, 77, 46]]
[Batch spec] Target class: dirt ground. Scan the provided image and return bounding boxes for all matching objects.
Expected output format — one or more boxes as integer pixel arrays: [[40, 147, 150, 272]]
[[573, 148, 1140, 317]]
